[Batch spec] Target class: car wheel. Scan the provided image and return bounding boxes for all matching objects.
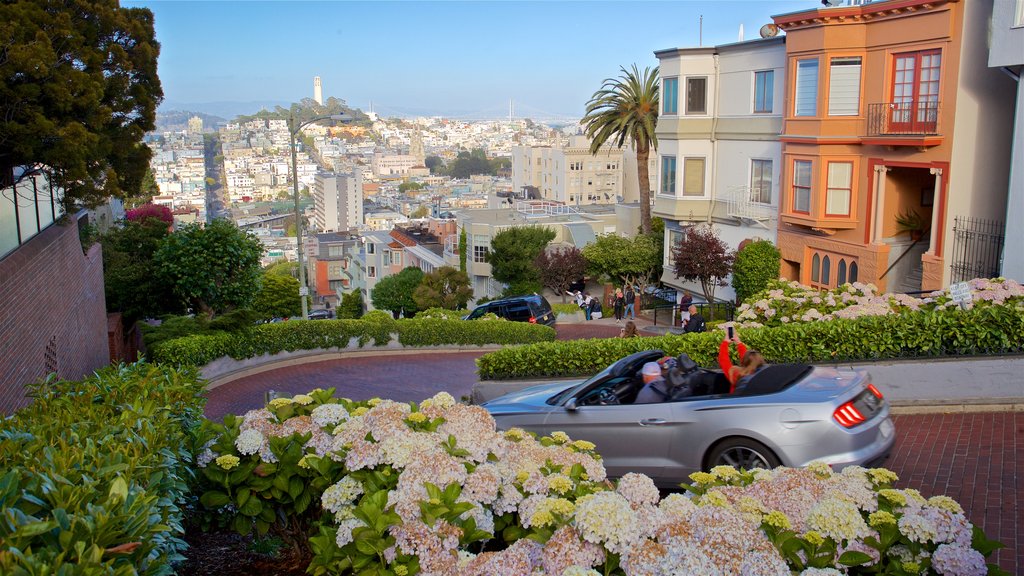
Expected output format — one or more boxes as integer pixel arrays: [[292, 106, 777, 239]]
[[707, 438, 781, 471]]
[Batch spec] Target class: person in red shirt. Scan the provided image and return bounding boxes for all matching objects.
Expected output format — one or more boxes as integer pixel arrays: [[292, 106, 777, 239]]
[[718, 331, 766, 393]]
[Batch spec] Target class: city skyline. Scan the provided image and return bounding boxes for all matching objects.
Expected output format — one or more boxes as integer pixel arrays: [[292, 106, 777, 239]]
[[127, 0, 820, 119]]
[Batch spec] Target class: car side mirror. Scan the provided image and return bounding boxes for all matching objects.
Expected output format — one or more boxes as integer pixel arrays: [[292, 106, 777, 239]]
[[565, 398, 578, 412]]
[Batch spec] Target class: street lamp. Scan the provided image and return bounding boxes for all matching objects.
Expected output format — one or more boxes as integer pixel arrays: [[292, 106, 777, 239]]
[[289, 112, 352, 320]]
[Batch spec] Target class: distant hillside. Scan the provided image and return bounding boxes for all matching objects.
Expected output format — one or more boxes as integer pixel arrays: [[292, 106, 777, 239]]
[[155, 110, 228, 133]]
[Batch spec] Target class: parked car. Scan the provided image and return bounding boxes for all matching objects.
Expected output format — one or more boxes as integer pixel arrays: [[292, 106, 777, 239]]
[[307, 309, 333, 320], [464, 294, 556, 327], [482, 349, 895, 486]]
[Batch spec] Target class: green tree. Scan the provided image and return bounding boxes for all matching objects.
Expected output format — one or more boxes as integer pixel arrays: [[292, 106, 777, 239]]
[[252, 273, 302, 319], [0, 0, 162, 208], [154, 219, 264, 316], [672, 224, 736, 314], [338, 290, 364, 319], [424, 155, 444, 173], [731, 240, 781, 304], [413, 266, 473, 310], [101, 218, 181, 324], [124, 167, 159, 209], [535, 246, 587, 303], [447, 149, 494, 179], [399, 181, 426, 194], [581, 65, 659, 234], [371, 267, 425, 318], [264, 261, 299, 277], [582, 233, 660, 295], [485, 225, 556, 288], [458, 226, 468, 273], [410, 205, 430, 218]]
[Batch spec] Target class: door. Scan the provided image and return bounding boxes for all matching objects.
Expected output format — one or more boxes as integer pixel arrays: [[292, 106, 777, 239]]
[[542, 399, 676, 480], [890, 50, 940, 133]]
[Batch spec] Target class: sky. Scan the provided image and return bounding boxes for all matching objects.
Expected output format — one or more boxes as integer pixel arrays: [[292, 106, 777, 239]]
[[126, 0, 823, 120]]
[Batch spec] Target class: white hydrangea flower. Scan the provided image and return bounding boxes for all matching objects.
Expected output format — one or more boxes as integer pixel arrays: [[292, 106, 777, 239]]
[[311, 403, 349, 428], [234, 429, 265, 456]]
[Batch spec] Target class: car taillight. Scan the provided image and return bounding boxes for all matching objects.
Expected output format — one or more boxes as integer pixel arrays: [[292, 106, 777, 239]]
[[834, 402, 867, 428], [867, 383, 884, 399]]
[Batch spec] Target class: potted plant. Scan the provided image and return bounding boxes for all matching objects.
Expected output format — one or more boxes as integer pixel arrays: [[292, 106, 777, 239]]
[[895, 208, 927, 241]]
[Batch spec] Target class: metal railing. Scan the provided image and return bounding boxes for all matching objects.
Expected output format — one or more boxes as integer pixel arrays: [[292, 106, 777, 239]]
[[950, 216, 1004, 283], [651, 301, 735, 327], [724, 186, 775, 223], [866, 100, 940, 136]]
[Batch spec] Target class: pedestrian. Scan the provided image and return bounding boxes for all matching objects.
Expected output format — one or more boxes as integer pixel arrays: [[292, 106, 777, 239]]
[[619, 320, 639, 338], [678, 291, 693, 326], [582, 293, 593, 321], [590, 295, 603, 320], [613, 288, 625, 323], [682, 304, 706, 333], [624, 285, 636, 320]]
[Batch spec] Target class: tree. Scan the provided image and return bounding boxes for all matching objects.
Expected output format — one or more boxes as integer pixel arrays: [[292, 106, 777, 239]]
[[252, 273, 302, 319], [154, 219, 264, 316], [124, 168, 160, 208], [581, 65, 659, 234], [458, 226, 467, 273], [413, 266, 473, 310], [399, 181, 426, 194], [672, 225, 736, 312], [731, 240, 781, 304], [265, 261, 299, 277], [485, 225, 556, 288], [447, 150, 494, 179], [101, 218, 181, 324], [424, 156, 444, 173], [371, 267, 425, 318], [582, 233, 661, 296], [410, 205, 430, 218], [125, 203, 172, 225], [338, 290, 364, 319], [0, 1, 162, 208], [535, 247, 587, 303]]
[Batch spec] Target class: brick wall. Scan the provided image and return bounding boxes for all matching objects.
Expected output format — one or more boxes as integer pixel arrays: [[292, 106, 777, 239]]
[[0, 216, 110, 414]]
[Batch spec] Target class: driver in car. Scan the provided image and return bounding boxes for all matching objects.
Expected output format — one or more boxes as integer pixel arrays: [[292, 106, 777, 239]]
[[634, 361, 673, 403]]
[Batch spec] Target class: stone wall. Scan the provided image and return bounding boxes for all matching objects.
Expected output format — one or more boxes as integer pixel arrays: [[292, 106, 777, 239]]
[[0, 216, 109, 414]]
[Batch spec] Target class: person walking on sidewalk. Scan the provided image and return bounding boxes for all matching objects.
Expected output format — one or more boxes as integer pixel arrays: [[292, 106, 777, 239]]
[[582, 293, 593, 321], [613, 288, 625, 323], [624, 286, 636, 320]]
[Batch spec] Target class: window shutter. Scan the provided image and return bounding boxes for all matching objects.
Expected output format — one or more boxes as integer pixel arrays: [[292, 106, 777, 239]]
[[828, 57, 862, 116], [683, 158, 705, 196], [795, 60, 819, 116]]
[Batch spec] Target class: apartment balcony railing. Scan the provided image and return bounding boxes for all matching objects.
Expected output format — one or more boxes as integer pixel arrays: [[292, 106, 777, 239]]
[[724, 186, 775, 227], [867, 100, 940, 136], [443, 235, 459, 259]]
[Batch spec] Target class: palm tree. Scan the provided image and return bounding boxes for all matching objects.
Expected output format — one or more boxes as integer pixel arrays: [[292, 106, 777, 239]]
[[581, 65, 659, 234]]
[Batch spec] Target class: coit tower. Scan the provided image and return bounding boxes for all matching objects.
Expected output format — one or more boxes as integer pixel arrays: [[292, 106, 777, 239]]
[[313, 76, 323, 105]]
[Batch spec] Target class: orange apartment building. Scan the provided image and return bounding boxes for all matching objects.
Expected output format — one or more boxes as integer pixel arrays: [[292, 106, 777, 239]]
[[772, 0, 1015, 292]]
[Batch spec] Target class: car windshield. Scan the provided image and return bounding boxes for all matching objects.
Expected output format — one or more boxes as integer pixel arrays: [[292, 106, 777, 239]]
[[546, 364, 614, 405]]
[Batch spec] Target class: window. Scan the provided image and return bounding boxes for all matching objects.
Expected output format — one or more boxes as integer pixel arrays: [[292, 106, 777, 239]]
[[473, 245, 488, 263], [367, 243, 375, 254], [828, 57, 862, 116], [811, 253, 821, 283], [891, 50, 941, 131], [849, 261, 859, 283], [1017, 0, 1024, 26], [795, 59, 819, 116], [328, 245, 345, 257], [368, 266, 376, 278], [821, 256, 831, 285], [754, 70, 774, 113], [838, 259, 847, 285], [686, 77, 707, 114], [660, 156, 677, 195], [750, 159, 773, 204], [663, 77, 678, 115], [825, 162, 853, 216], [683, 158, 705, 197], [391, 251, 402, 266], [792, 160, 812, 213]]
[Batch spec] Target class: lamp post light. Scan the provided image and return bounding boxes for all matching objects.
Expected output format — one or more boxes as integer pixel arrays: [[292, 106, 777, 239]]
[[289, 112, 352, 320]]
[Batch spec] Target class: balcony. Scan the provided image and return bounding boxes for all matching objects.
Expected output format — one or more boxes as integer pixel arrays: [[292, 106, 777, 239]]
[[864, 101, 943, 147], [724, 187, 776, 228]]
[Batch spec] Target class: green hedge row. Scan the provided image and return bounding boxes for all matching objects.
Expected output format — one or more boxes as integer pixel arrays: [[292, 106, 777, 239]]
[[151, 317, 556, 367], [477, 304, 1024, 379], [0, 362, 206, 575]]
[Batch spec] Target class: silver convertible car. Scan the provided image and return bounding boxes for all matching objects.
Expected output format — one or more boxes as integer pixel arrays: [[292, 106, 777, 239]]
[[482, 350, 896, 486]]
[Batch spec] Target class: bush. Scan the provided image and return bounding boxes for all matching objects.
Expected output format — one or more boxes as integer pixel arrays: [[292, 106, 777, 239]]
[[150, 317, 557, 367], [193, 390, 1004, 575], [477, 304, 1024, 379], [731, 240, 781, 304], [141, 309, 261, 352], [0, 363, 206, 575]]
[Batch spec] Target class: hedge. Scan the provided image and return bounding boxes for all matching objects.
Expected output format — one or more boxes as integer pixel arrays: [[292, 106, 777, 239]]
[[477, 304, 1024, 379], [0, 362, 206, 575], [151, 317, 556, 367]]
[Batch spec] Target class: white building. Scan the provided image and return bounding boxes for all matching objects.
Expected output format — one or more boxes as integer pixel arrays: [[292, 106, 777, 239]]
[[654, 36, 786, 302], [314, 172, 363, 233], [314, 76, 323, 106]]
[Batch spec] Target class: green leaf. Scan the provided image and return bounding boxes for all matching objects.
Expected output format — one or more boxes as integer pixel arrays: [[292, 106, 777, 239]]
[[15, 520, 57, 538], [200, 490, 231, 508], [838, 550, 873, 566], [108, 476, 129, 503]]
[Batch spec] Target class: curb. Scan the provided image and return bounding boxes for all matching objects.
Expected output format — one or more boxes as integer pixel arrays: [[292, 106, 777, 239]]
[[890, 402, 1024, 415]]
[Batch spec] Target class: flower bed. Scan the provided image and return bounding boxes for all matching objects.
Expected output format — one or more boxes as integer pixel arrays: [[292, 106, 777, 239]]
[[0, 362, 206, 575], [193, 390, 1005, 575], [151, 315, 556, 367]]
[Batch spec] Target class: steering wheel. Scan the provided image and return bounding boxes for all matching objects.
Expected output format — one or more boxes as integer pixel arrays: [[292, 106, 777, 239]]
[[594, 388, 620, 406]]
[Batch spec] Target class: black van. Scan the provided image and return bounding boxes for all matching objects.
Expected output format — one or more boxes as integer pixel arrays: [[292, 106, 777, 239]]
[[464, 294, 556, 327]]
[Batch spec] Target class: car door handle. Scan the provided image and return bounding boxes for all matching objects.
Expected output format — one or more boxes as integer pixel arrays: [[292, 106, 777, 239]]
[[639, 418, 667, 426]]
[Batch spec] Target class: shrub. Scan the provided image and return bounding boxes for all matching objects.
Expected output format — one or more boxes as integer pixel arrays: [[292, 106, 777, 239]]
[[0, 363, 206, 575], [477, 304, 1024, 379], [150, 317, 557, 367], [194, 390, 1004, 575], [731, 240, 781, 304]]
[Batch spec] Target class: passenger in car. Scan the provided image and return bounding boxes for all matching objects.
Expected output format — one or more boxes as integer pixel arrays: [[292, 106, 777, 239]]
[[634, 362, 672, 403], [719, 332, 767, 394]]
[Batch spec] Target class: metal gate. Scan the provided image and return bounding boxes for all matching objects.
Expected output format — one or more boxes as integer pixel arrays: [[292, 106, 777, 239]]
[[949, 216, 1005, 283]]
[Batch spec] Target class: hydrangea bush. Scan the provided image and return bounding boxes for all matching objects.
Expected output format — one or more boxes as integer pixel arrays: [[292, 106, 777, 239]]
[[195, 390, 1006, 575], [733, 278, 1024, 329]]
